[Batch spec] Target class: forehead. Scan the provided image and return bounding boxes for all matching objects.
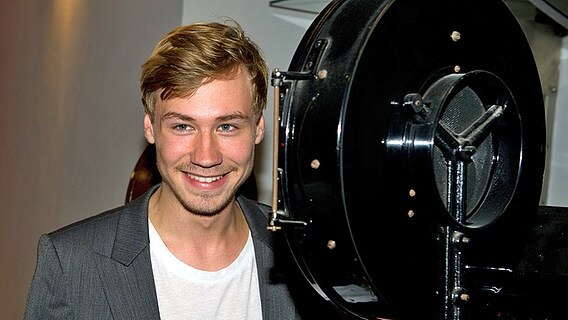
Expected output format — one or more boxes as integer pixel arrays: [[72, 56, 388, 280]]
[[155, 70, 254, 119]]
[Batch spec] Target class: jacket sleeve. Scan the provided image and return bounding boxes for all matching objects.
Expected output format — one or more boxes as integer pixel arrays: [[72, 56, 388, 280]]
[[23, 234, 72, 320]]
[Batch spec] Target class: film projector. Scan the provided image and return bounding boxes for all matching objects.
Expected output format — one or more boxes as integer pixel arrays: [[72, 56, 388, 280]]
[[266, 0, 568, 319]]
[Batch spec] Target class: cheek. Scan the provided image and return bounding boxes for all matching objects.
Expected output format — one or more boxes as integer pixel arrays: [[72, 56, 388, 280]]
[[155, 138, 187, 167], [224, 139, 255, 165]]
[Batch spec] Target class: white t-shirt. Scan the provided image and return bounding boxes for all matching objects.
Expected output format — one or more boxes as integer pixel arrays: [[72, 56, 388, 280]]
[[149, 220, 263, 320]]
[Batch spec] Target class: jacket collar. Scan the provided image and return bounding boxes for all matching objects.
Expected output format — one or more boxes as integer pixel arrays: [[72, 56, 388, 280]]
[[110, 184, 158, 266]]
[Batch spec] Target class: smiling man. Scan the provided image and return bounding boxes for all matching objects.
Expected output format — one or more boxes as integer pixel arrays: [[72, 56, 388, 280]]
[[24, 19, 340, 320]]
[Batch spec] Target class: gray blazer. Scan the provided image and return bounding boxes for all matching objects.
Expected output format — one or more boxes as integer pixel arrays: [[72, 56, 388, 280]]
[[24, 185, 304, 319]]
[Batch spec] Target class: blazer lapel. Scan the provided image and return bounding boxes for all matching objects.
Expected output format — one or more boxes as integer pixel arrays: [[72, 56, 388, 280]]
[[96, 186, 161, 319], [238, 196, 301, 320]]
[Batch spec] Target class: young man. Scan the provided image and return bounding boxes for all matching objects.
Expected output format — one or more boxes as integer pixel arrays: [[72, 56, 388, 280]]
[[24, 20, 339, 319]]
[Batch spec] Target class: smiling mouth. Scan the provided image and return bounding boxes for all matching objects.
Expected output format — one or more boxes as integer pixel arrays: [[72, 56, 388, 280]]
[[186, 173, 224, 183]]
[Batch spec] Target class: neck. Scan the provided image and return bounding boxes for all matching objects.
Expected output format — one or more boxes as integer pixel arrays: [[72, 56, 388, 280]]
[[148, 186, 249, 271]]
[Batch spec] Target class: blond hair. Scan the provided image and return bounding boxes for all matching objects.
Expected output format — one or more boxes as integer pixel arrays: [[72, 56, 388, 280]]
[[140, 19, 268, 122]]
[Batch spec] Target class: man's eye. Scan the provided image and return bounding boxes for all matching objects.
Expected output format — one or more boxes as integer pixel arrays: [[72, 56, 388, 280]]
[[174, 124, 191, 131], [219, 124, 236, 132]]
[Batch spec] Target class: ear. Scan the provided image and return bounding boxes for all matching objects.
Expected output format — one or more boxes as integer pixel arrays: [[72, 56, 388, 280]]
[[255, 115, 265, 145], [144, 113, 156, 144]]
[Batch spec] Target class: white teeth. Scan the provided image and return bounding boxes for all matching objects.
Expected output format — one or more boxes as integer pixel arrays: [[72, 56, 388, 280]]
[[188, 174, 222, 183]]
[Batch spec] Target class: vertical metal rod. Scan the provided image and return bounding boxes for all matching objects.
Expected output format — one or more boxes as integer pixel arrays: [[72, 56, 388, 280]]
[[444, 155, 468, 320], [444, 158, 457, 320], [452, 160, 467, 320], [271, 85, 280, 213]]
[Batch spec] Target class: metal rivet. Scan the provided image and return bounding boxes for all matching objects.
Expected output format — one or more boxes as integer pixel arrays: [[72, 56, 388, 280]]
[[454, 65, 461, 73], [317, 69, 328, 79], [451, 31, 461, 42], [327, 240, 336, 250], [408, 210, 415, 218], [409, 189, 416, 197], [311, 159, 320, 169]]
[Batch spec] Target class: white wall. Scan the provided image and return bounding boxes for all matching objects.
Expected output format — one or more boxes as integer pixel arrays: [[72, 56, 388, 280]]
[[509, 1, 568, 207], [0, 1, 183, 318], [545, 36, 568, 206]]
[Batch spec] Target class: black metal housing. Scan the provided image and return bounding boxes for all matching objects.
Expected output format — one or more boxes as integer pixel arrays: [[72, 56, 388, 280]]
[[273, 0, 548, 319]]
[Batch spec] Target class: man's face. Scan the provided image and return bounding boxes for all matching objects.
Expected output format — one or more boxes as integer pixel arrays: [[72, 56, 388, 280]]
[[144, 68, 265, 216]]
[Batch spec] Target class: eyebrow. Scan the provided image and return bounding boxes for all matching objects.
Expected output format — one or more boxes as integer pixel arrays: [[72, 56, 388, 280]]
[[162, 112, 192, 122]]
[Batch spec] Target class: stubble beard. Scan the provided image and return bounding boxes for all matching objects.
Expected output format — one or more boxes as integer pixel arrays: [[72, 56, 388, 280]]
[[165, 179, 236, 217]]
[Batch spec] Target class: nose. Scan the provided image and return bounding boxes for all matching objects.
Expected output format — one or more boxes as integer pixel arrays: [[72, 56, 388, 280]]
[[190, 131, 223, 168]]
